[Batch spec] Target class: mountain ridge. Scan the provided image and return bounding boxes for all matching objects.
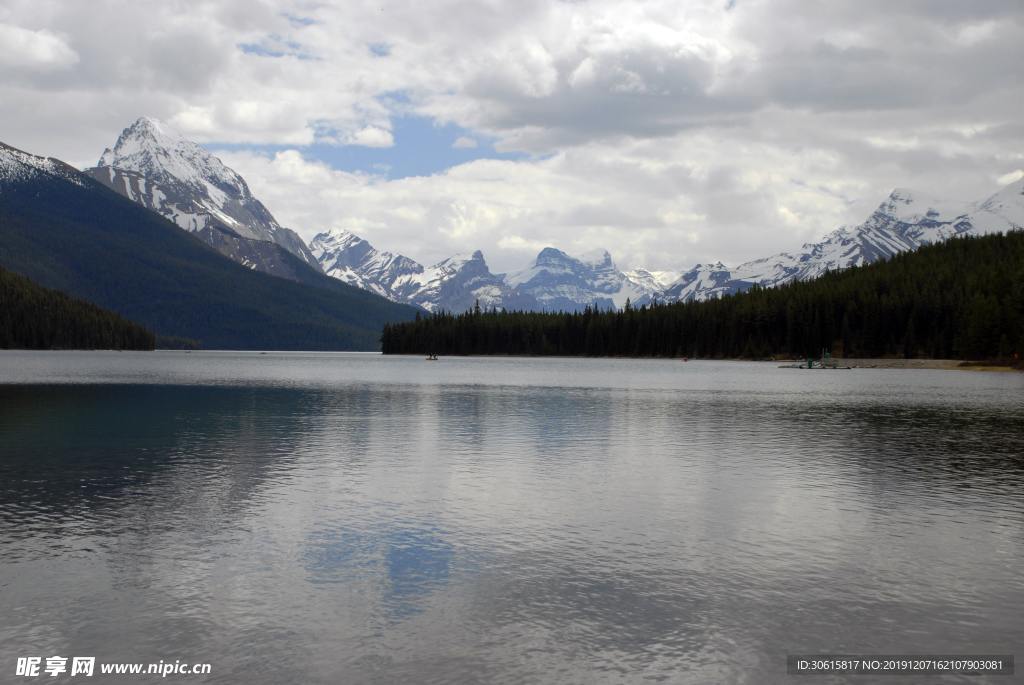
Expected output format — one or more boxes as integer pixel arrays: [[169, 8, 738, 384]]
[[314, 178, 1024, 312], [85, 117, 322, 281], [0, 140, 418, 350]]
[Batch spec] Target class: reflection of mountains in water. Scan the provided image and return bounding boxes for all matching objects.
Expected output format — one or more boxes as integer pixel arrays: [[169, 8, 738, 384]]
[[3, 382, 1021, 524], [1, 375, 1022, 683], [0, 385, 311, 527]]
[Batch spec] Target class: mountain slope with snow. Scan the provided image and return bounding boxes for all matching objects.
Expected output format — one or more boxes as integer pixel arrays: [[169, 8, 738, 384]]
[[311, 229, 535, 312], [506, 248, 658, 310], [85, 117, 320, 279], [0, 138, 419, 350], [312, 231, 660, 313], [311, 229, 423, 299], [398, 251, 540, 313], [661, 181, 1024, 302], [0, 141, 87, 189], [316, 179, 1024, 313]]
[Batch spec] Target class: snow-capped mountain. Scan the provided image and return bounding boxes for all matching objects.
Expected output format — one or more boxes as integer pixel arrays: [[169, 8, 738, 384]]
[[659, 262, 749, 302], [661, 181, 1024, 302], [622, 268, 682, 294], [400, 251, 535, 313], [970, 177, 1024, 234], [0, 141, 87, 189], [85, 117, 321, 279], [311, 229, 535, 312], [312, 230, 668, 313], [315, 178, 1024, 312], [311, 229, 423, 300], [505, 248, 658, 310]]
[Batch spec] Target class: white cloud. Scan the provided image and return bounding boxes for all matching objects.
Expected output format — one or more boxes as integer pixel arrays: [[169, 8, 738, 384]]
[[341, 126, 394, 148], [0, 0, 1022, 272], [219, 130, 865, 273], [997, 169, 1024, 186], [0, 23, 78, 70], [452, 136, 478, 149]]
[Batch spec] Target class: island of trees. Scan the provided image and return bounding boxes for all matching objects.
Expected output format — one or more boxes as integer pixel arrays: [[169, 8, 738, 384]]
[[0, 266, 155, 350], [382, 232, 1024, 361]]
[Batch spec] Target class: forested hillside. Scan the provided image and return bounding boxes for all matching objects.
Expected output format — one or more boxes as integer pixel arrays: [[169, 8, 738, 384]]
[[0, 143, 419, 350], [0, 266, 154, 350], [382, 232, 1024, 360]]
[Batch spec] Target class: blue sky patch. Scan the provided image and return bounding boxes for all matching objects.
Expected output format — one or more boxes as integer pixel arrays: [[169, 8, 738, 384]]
[[282, 12, 318, 27], [238, 36, 316, 60], [210, 114, 528, 180]]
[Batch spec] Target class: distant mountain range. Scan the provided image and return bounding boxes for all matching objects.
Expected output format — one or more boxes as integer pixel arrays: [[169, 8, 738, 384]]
[[75, 117, 1024, 317], [6, 115, 1023, 325], [660, 184, 1024, 303], [312, 179, 1024, 312], [0, 140, 417, 349], [311, 230, 687, 313]]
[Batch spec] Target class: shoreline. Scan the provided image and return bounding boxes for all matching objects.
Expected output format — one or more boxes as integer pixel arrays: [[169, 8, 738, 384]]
[[382, 351, 1022, 371], [774, 357, 1021, 371], [3, 348, 1019, 371]]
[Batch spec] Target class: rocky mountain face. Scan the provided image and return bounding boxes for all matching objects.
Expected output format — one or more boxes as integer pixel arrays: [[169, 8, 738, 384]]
[[75, 118, 1024, 314], [311, 229, 670, 313], [84, 117, 322, 281], [0, 138, 418, 350], [311, 229, 423, 300], [314, 179, 1024, 313], [660, 182, 1024, 303], [505, 248, 658, 311], [311, 229, 536, 312]]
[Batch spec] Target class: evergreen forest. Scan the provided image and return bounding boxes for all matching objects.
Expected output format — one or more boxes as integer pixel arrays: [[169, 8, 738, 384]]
[[382, 232, 1024, 361], [1, 266, 155, 350]]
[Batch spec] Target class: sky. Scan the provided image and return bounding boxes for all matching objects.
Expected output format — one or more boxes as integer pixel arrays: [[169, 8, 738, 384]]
[[1, 0, 1022, 272]]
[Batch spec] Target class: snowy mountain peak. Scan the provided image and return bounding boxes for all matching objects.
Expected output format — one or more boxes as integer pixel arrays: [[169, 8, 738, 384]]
[[972, 176, 1024, 234], [88, 117, 320, 271], [433, 251, 487, 271], [533, 246, 570, 265], [623, 268, 682, 292], [503, 245, 657, 310], [887, 187, 917, 203], [312, 179, 1024, 314], [874, 186, 969, 225], [98, 117, 171, 167], [577, 248, 614, 267], [528, 246, 616, 273], [310, 228, 367, 257], [97, 117, 251, 202], [311, 229, 423, 300], [659, 178, 1024, 304], [699, 261, 728, 271]]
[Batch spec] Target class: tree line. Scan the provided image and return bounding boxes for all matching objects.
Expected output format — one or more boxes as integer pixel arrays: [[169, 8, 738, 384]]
[[0, 266, 155, 350], [382, 232, 1024, 361]]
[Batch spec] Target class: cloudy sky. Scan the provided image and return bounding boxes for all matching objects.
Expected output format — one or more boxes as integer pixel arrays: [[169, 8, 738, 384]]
[[2, 0, 1022, 272]]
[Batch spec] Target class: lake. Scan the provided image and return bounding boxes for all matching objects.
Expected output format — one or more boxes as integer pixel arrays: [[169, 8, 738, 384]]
[[1, 351, 1022, 683]]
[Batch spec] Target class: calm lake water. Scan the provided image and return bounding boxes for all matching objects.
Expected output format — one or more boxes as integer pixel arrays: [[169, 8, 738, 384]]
[[1, 351, 1022, 684]]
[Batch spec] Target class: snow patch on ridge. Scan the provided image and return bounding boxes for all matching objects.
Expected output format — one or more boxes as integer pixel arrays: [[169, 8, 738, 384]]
[[0, 143, 86, 189], [313, 179, 1024, 313], [88, 117, 320, 269]]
